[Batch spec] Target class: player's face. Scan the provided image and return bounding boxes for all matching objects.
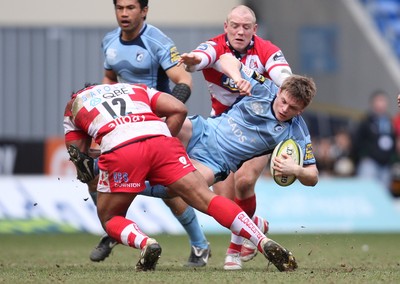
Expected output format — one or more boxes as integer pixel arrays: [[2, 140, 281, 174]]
[[224, 11, 257, 53], [115, 0, 148, 39], [273, 89, 305, 122]]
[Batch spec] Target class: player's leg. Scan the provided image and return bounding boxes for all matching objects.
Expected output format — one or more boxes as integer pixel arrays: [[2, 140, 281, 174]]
[[168, 169, 297, 272], [223, 155, 270, 270], [212, 173, 235, 199], [87, 180, 120, 262], [97, 191, 161, 271], [162, 197, 210, 267], [67, 144, 120, 262]]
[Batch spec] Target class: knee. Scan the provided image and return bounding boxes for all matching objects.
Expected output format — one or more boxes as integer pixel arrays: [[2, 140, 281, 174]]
[[234, 172, 258, 193]]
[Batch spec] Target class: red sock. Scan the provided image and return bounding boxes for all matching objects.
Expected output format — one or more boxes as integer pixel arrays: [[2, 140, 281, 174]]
[[234, 194, 256, 218], [105, 216, 148, 249], [207, 196, 242, 228], [208, 196, 266, 249]]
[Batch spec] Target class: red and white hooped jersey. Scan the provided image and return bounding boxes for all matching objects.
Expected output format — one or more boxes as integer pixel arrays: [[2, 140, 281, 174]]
[[191, 33, 292, 116], [64, 83, 171, 152]]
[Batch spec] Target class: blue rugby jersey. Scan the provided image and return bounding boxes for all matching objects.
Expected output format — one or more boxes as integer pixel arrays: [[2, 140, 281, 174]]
[[188, 64, 316, 175], [102, 24, 181, 93]]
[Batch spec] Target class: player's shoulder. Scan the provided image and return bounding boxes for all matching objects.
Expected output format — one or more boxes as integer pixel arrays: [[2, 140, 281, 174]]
[[209, 33, 226, 42], [252, 35, 281, 56], [292, 115, 311, 136], [102, 27, 120, 48], [141, 24, 175, 46], [103, 27, 120, 42], [253, 35, 278, 48]]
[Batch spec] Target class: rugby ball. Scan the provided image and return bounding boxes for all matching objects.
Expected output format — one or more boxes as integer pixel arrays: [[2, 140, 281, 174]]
[[270, 138, 303, 186]]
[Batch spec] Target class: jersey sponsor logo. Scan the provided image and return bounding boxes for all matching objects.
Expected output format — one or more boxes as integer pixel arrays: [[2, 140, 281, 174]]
[[221, 75, 239, 91], [107, 114, 146, 128], [112, 172, 141, 188], [227, 116, 247, 143], [251, 71, 266, 84], [169, 46, 180, 63], [197, 43, 209, 51], [90, 97, 102, 107], [304, 143, 315, 161], [273, 51, 286, 62], [113, 171, 128, 183], [102, 86, 130, 99], [114, 182, 141, 188]]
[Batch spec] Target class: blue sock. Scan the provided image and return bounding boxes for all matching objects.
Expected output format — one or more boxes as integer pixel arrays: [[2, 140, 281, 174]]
[[175, 206, 208, 249]]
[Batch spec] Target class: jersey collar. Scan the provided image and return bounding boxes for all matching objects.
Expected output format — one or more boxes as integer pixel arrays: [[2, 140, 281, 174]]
[[225, 35, 255, 59]]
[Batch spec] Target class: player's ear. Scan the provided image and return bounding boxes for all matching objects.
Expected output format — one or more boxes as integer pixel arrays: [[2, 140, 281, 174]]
[[142, 5, 149, 19]]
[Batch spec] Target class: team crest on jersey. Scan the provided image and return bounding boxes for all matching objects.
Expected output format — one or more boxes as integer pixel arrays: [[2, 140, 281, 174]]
[[249, 59, 259, 70], [169, 46, 180, 63], [179, 156, 191, 169], [136, 52, 144, 62], [179, 156, 187, 165], [274, 123, 284, 132]]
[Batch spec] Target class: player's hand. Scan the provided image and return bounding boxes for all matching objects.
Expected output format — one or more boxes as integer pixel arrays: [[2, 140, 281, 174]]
[[67, 144, 96, 183], [272, 153, 300, 176], [235, 78, 252, 96], [178, 52, 201, 71]]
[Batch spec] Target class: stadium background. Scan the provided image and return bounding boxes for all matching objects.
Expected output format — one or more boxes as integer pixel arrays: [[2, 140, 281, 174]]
[[0, 0, 399, 235]]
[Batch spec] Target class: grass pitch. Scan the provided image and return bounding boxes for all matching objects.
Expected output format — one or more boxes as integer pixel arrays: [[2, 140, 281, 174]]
[[0, 233, 399, 283]]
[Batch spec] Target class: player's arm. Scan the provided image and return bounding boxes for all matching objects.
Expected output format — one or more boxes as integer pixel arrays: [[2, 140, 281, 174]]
[[178, 52, 202, 71], [166, 64, 193, 103], [178, 48, 213, 72], [64, 96, 97, 184], [154, 92, 188, 137], [294, 164, 318, 186], [218, 53, 252, 96], [266, 50, 293, 87], [273, 153, 319, 186], [102, 69, 118, 84], [268, 65, 292, 87]]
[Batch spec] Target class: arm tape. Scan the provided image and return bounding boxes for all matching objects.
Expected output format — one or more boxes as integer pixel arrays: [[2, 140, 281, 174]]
[[171, 83, 191, 103]]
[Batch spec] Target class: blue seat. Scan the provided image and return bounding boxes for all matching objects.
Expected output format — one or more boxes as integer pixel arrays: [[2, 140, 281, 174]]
[[366, 0, 400, 19]]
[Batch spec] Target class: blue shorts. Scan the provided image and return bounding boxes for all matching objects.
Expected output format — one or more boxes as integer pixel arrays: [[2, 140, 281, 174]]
[[186, 115, 230, 182]]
